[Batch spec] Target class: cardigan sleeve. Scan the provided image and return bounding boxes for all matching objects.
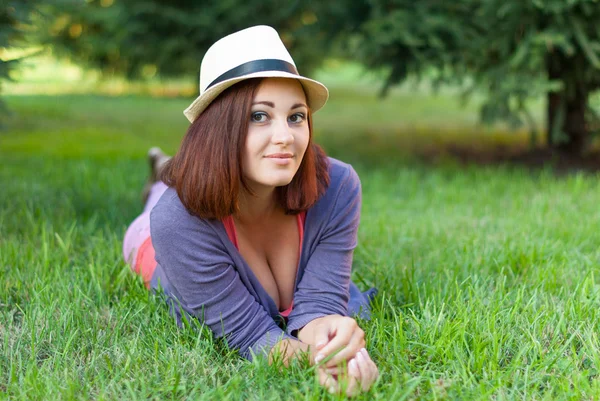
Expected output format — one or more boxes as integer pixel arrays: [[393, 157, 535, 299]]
[[285, 165, 361, 334], [150, 200, 292, 360]]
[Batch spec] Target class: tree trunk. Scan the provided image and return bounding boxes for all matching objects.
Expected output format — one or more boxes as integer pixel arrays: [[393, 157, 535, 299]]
[[546, 53, 589, 155], [547, 91, 588, 155], [546, 91, 561, 148]]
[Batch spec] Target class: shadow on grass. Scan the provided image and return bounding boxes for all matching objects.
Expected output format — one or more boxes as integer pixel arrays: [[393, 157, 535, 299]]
[[318, 127, 600, 174]]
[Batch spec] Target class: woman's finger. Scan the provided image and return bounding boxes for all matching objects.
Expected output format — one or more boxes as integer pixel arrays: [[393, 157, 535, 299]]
[[324, 366, 342, 376], [314, 318, 358, 361], [354, 350, 372, 392], [357, 348, 378, 391], [318, 368, 339, 394], [361, 348, 379, 384], [323, 327, 365, 368], [312, 321, 331, 351], [344, 358, 361, 397]]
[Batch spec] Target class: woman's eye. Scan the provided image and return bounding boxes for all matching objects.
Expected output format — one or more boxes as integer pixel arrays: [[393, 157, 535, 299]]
[[289, 113, 306, 123], [251, 112, 268, 123]]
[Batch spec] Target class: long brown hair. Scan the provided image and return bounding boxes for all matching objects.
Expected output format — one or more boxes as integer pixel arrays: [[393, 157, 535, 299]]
[[161, 78, 330, 219]]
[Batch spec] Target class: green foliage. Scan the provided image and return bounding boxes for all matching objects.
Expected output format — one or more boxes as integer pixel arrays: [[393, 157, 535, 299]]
[[0, 0, 37, 125], [312, 0, 600, 151], [34, 0, 324, 79], [459, 0, 600, 147], [19, 0, 600, 151]]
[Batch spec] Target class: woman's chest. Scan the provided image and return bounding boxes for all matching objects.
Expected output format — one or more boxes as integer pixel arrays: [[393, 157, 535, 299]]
[[235, 215, 300, 310]]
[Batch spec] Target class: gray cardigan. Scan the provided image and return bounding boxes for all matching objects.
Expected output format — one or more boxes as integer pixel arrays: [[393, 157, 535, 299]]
[[150, 157, 372, 360]]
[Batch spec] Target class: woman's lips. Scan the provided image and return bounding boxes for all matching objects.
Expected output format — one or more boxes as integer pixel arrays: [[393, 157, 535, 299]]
[[265, 153, 293, 158], [265, 153, 293, 165]]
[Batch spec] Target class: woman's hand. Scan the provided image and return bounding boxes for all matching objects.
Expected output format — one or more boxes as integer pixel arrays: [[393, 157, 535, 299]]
[[299, 315, 365, 368], [317, 348, 379, 397]]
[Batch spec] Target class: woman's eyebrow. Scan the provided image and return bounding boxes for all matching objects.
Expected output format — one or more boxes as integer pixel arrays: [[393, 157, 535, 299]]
[[252, 101, 275, 107], [251, 101, 308, 109]]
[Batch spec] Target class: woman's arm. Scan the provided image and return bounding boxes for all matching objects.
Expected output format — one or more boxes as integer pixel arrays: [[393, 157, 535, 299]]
[[150, 195, 292, 360], [286, 163, 364, 364]]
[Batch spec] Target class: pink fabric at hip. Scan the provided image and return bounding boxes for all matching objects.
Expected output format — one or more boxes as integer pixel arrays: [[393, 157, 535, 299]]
[[122, 181, 168, 265]]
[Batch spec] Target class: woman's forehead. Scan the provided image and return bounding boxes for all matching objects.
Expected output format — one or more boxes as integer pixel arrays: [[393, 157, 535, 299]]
[[253, 78, 307, 104]]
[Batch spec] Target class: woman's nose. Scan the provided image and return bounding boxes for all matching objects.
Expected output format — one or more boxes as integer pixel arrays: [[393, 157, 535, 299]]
[[271, 119, 294, 145]]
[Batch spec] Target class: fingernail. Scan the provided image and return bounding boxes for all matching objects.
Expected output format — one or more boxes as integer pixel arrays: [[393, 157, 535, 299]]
[[328, 386, 336, 394], [349, 359, 357, 370], [314, 354, 324, 364], [356, 351, 365, 361], [360, 347, 367, 353]]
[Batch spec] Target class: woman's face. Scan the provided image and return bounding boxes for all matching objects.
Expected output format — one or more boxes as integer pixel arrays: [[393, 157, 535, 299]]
[[243, 78, 310, 192]]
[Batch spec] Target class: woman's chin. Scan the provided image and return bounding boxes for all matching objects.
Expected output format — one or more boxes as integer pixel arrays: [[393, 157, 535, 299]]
[[272, 178, 294, 187], [269, 176, 296, 188], [246, 170, 298, 189], [261, 171, 297, 187]]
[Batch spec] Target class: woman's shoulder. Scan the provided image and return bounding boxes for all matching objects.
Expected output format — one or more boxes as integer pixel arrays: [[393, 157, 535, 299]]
[[150, 187, 186, 217], [149, 187, 214, 237], [325, 156, 361, 193], [308, 157, 361, 216]]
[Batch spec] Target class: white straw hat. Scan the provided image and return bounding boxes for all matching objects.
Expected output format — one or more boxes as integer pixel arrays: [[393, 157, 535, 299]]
[[183, 25, 329, 123]]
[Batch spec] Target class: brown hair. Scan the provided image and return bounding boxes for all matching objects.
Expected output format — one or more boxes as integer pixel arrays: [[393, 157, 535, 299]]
[[161, 78, 330, 220]]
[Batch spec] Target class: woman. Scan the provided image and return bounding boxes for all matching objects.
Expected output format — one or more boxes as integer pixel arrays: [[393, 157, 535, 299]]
[[123, 25, 379, 396]]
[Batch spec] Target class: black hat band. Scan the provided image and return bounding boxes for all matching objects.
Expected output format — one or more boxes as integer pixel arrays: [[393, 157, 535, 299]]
[[206, 59, 299, 90]]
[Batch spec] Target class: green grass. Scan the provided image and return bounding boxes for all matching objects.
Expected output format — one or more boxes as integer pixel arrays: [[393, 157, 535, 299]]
[[2, 84, 600, 400]]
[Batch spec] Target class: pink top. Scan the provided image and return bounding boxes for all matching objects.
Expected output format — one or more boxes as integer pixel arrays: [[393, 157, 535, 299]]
[[222, 212, 306, 317]]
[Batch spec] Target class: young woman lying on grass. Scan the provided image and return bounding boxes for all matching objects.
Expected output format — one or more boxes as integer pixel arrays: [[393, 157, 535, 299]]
[[123, 25, 378, 396]]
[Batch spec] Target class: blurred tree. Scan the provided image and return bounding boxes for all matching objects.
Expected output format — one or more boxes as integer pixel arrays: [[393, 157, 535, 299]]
[[0, 0, 37, 125], [33, 0, 323, 80], [311, 0, 600, 154], [32, 0, 600, 154]]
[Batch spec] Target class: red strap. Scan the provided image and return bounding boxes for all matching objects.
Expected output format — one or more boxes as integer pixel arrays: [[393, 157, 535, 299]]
[[222, 215, 238, 249]]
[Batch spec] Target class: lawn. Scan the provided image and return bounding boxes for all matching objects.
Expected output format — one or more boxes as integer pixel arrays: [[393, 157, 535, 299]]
[[2, 80, 600, 400]]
